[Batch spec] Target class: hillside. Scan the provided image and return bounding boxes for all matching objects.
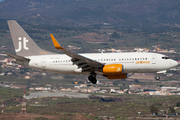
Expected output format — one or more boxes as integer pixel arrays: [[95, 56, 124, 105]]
[[0, 0, 180, 54], [0, 0, 180, 26]]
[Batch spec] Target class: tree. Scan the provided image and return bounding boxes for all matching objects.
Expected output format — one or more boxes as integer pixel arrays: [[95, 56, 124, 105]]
[[176, 102, 180, 107], [169, 106, 176, 114], [111, 32, 120, 39], [150, 105, 159, 114]]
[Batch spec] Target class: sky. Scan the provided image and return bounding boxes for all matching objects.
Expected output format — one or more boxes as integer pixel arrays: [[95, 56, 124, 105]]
[[0, 0, 4, 2]]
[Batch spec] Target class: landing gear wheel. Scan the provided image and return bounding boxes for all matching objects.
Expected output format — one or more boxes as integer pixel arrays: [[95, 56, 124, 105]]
[[155, 76, 160, 80], [91, 79, 97, 84], [88, 75, 94, 81], [88, 73, 97, 84]]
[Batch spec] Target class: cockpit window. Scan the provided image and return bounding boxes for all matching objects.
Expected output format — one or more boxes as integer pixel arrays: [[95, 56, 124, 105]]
[[162, 56, 169, 59]]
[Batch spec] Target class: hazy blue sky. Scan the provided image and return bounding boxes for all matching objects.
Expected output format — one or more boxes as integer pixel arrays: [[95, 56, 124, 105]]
[[0, 0, 4, 2]]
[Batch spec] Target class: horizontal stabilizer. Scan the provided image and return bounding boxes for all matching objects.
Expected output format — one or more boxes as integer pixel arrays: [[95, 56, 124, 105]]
[[3, 52, 30, 61]]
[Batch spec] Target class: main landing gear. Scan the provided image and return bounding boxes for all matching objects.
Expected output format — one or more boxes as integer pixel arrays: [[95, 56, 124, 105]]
[[88, 73, 97, 84], [155, 76, 160, 80]]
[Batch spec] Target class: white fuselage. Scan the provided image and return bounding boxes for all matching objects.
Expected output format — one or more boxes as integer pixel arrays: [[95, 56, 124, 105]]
[[18, 52, 178, 75]]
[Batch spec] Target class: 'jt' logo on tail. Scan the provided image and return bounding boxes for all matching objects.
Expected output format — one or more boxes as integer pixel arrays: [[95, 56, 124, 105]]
[[15, 37, 29, 52]]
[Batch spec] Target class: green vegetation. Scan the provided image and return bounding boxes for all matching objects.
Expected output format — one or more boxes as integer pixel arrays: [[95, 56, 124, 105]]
[[1, 87, 180, 119], [0, 87, 24, 114], [1, 17, 180, 55], [0, 1, 180, 54], [35, 116, 49, 120], [1, 0, 180, 27], [0, 73, 79, 88], [3, 20, 180, 53], [150, 105, 159, 114], [0, 87, 23, 102]]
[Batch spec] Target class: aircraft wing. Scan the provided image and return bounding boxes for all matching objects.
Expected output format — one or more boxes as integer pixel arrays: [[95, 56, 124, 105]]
[[3, 52, 30, 61], [50, 34, 104, 71]]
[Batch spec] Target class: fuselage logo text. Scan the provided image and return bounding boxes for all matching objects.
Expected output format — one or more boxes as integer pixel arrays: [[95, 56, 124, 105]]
[[15, 37, 29, 52]]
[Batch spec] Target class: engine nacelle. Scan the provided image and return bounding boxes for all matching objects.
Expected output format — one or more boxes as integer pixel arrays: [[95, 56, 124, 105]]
[[107, 73, 127, 79], [103, 64, 123, 75]]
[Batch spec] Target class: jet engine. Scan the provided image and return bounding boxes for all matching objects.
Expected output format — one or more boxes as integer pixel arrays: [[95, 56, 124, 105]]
[[103, 64, 123, 75], [103, 64, 127, 79]]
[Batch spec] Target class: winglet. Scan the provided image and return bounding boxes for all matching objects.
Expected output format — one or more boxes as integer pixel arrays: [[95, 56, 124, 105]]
[[50, 34, 63, 49]]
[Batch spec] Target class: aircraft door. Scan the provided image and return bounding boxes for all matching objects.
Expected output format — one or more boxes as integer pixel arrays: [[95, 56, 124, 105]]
[[42, 58, 46, 69], [151, 55, 156, 64]]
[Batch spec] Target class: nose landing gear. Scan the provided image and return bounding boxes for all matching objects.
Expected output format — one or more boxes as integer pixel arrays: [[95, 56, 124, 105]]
[[155, 76, 160, 80]]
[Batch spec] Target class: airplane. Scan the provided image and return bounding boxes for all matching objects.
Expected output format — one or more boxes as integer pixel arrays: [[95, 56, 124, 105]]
[[3, 20, 178, 84]]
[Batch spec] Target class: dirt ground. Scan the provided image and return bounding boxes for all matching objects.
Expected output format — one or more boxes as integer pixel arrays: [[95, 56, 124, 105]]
[[0, 113, 88, 120]]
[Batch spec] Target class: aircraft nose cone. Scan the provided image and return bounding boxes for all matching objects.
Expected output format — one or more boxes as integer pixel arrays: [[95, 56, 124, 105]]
[[172, 60, 178, 67]]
